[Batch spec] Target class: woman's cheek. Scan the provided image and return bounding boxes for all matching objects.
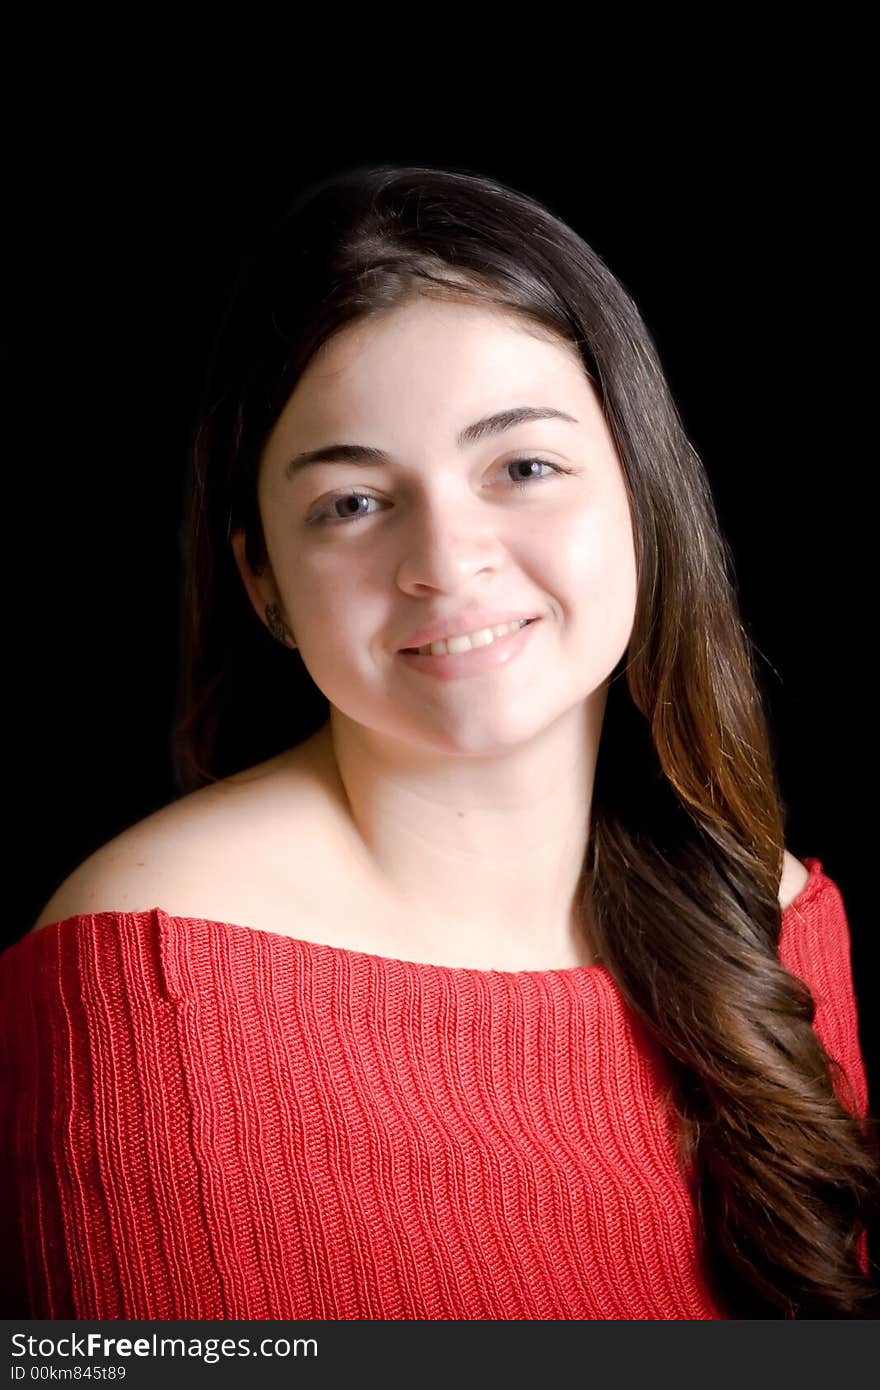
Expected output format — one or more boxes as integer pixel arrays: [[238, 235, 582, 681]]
[[543, 500, 637, 645]]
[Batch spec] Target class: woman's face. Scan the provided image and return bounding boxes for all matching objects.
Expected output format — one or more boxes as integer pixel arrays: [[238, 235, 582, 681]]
[[237, 296, 638, 756]]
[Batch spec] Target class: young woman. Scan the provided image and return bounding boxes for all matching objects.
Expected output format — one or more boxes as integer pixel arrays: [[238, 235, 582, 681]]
[[2, 164, 878, 1320]]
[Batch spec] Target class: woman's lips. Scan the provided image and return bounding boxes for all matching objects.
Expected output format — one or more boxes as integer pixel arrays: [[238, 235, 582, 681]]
[[396, 617, 541, 681]]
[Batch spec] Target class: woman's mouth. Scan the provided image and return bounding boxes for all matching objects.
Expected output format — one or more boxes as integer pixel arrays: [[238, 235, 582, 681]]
[[402, 617, 537, 657], [397, 617, 541, 681]]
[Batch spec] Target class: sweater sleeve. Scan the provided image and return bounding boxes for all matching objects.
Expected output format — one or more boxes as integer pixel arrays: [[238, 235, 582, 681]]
[[778, 862, 875, 1282], [0, 924, 75, 1317], [778, 860, 870, 1123], [0, 913, 198, 1319]]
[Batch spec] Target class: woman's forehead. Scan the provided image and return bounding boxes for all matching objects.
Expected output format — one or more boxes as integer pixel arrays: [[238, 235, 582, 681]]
[[320, 295, 573, 358], [285, 300, 592, 427]]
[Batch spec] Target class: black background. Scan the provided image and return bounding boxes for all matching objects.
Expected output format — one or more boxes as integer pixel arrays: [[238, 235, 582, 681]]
[[7, 84, 875, 1117]]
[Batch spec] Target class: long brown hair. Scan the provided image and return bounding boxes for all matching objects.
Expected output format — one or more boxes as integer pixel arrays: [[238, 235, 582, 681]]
[[173, 162, 880, 1317]]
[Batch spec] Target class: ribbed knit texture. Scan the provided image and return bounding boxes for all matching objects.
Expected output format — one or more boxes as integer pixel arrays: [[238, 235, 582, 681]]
[[0, 857, 869, 1320]]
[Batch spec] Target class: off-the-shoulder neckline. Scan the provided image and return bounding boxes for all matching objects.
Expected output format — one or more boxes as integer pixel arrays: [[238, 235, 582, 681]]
[[11, 857, 830, 982]]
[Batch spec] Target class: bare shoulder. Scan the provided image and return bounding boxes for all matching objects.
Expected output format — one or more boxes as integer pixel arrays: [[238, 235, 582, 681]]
[[28, 733, 811, 942], [779, 849, 810, 911], [27, 732, 341, 939]]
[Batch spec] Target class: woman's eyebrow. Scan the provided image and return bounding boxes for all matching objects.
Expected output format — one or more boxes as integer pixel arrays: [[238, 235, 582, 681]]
[[283, 405, 579, 481]]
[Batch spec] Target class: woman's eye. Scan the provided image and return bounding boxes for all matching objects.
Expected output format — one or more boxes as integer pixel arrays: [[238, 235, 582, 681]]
[[505, 457, 561, 487], [312, 492, 382, 525], [309, 458, 567, 526]]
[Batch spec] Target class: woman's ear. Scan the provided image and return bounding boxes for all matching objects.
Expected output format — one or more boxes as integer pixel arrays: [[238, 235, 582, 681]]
[[229, 528, 293, 643]]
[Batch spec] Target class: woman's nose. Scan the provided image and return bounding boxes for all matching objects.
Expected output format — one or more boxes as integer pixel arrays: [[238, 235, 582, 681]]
[[393, 494, 507, 595]]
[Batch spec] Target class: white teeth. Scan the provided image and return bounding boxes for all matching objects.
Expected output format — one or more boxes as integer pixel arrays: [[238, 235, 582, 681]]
[[415, 618, 530, 657]]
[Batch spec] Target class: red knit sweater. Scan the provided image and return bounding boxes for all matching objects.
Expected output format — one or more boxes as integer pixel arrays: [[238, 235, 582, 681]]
[[0, 857, 870, 1320]]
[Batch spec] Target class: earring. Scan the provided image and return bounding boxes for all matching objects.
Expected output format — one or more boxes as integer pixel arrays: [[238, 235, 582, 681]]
[[265, 603, 297, 650]]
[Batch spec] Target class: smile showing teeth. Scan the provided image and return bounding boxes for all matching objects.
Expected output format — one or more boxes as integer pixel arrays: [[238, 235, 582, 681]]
[[410, 618, 532, 657]]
